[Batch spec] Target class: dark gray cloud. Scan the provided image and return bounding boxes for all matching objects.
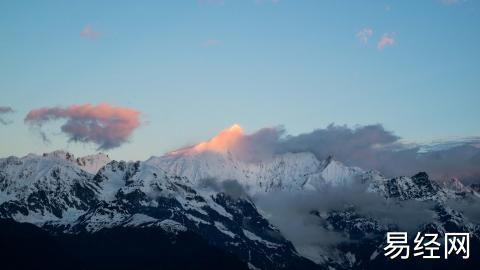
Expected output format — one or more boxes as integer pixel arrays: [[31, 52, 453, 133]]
[[198, 178, 248, 199], [0, 106, 14, 125], [448, 197, 480, 224], [230, 124, 480, 184]]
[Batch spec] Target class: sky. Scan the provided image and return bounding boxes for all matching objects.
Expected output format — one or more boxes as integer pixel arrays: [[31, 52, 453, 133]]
[[1, 0, 479, 161]]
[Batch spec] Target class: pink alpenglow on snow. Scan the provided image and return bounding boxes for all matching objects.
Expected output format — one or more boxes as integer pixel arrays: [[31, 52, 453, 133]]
[[25, 103, 140, 150]]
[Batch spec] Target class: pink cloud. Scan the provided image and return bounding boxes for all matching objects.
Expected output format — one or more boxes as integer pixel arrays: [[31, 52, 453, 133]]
[[80, 25, 99, 40], [377, 33, 395, 50], [25, 103, 140, 150]]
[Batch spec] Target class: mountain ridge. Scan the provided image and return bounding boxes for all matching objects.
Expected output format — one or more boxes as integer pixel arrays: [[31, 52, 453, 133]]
[[1, 149, 479, 269]]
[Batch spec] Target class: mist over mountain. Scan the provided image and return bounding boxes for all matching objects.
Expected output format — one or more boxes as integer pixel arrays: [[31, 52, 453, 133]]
[[1, 139, 479, 269], [1, 121, 479, 270], [203, 124, 480, 185], [148, 133, 480, 267], [3, 0, 479, 269]]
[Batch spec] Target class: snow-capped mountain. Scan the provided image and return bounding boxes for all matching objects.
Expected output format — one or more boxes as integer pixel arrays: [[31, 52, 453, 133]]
[[147, 151, 364, 193], [0, 151, 316, 270], [42, 150, 111, 174], [1, 149, 479, 269], [149, 149, 479, 201], [148, 150, 480, 268], [0, 152, 97, 224]]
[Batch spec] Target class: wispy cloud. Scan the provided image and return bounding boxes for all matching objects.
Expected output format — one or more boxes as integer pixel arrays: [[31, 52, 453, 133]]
[[80, 25, 100, 40], [356, 28, 373, 44], [25, 103, 140, 150], [0, 106, 14, 125], [377, 33, 395, 50]]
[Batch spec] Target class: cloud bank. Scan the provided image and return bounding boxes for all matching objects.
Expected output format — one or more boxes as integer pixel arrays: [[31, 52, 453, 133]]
[[270, 125, 480, 183], [191, 124, 480, 183], [198, 178, 249, 199], [25, 103, 140, 150], [0, 106, 14, 125], [254, 184, 435, 263]]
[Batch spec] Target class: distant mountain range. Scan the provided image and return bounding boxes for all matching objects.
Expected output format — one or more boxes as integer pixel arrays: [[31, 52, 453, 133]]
[[1, 149, 479, 269]]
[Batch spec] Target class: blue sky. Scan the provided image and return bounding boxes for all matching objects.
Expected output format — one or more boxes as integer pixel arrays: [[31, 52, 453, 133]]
[[1, 0, 479, 160]]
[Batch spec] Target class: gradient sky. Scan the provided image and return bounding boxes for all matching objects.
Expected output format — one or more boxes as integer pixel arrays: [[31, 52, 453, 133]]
[[1, 0, 479, 161]]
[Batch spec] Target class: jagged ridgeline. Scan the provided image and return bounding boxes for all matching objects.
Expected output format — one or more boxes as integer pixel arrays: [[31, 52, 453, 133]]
[[0, 150, 479, 270]]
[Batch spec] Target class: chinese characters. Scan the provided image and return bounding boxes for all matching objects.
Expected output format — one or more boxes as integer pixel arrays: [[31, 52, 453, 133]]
[[384, 232, 469, 260]]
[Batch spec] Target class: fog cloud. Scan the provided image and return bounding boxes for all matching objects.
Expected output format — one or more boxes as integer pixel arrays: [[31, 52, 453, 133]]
[[198, 178, 248, 199], [254, 183, 435, 263]]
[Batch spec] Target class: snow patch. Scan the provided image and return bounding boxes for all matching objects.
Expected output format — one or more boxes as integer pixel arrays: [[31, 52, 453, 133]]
[[186, 213, 210, 226], [158, 219, 187, 233], [214, 221, 236, 238], [242, 229, 281, 249], [124, 214, 158, 227]]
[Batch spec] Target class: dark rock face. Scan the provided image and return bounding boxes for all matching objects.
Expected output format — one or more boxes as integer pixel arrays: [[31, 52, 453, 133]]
[[0, 219, 249, 270], [380, 173, 441, 200]]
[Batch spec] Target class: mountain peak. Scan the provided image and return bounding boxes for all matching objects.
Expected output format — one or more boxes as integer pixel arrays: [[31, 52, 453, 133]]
[[412, 171, 429, 179], [43, 150, 76, 162], [148, 150, 370, 193], [317, 157, 364, 186], [75, 153, 111, 174], [324, 154, 334, 165], [41, 150, 110, 174], [168, 124, 244, 156]]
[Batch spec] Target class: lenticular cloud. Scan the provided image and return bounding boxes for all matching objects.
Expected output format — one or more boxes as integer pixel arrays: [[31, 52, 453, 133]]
[[25, 103, 140, 150]]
